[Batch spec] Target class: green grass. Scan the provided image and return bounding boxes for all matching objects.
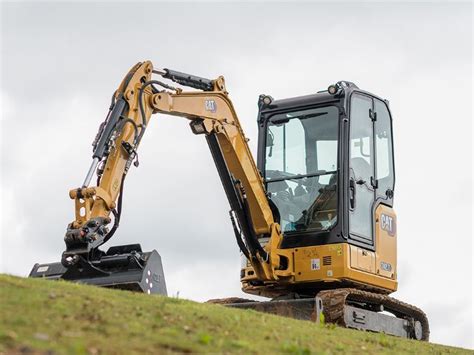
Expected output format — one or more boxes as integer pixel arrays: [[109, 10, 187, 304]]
[[0, 274, 469, 354]]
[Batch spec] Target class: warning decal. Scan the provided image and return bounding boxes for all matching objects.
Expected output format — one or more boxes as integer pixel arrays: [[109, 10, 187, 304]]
[[311, 258, 321, 270]]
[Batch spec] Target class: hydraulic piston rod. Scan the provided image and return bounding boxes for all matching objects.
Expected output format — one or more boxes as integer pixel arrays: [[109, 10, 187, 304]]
[[82, 157, 100, 187]]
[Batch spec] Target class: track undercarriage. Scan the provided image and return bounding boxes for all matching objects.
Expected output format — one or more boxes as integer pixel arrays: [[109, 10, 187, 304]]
[[209, 288, 429, 341]]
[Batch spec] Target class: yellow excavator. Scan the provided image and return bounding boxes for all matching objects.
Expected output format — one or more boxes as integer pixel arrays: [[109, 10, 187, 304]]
[[30, 61, 429, 340]]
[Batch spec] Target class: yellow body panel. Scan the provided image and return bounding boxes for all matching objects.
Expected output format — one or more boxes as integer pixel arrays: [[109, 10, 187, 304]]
[[292, 243, 396, 291], [374, 204, 397, 280], [349, 245, 375, 274], [242, 242, 397, 295], [242, 203, 398, 296]]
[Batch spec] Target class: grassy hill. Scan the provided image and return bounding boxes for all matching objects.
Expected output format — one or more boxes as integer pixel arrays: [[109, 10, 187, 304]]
[[0, 275, 469, 354]]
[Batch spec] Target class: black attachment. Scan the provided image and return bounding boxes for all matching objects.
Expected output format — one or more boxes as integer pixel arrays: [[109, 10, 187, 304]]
[[163, 69, 214, 91], [30, 244, 167, 295]]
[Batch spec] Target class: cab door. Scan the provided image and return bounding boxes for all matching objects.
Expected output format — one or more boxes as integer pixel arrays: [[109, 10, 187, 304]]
[[348, 94, 376, 244]]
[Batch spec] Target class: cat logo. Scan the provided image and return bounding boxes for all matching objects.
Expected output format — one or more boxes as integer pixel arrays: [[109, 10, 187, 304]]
[[205, 99, 217, 113], [381, 214, 396, 236]]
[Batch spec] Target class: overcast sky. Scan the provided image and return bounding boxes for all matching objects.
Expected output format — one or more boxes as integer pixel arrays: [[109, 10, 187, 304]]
[[0, 1, 472, 349]]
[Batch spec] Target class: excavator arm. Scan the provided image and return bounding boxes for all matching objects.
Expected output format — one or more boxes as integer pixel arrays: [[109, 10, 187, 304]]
[[63, 61, 293, 282]]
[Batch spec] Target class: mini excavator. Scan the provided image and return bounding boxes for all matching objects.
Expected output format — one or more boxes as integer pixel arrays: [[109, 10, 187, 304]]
[[30, 61, 429, 340]]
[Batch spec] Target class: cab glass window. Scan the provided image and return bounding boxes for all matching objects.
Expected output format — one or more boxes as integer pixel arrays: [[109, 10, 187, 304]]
[[265, 106, 339, 234], [266, 118, 306, 175], [349, 94, 374, 241]]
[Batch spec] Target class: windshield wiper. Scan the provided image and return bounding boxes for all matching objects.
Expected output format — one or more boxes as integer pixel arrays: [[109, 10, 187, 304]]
[[265, 170, 337, 183], [297, 112, 328, 120], [270, 112, 328, 125]]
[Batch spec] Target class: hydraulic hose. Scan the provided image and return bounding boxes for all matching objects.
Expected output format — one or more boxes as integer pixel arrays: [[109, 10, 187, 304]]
[[229, 210, 251, 260], [240, 188, 269, 262], [103, 173, 126, 243]]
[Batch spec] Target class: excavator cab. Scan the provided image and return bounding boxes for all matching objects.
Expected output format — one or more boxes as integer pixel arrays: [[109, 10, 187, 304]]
[[232, 83, 426, 341], [241, 82, 398, 296]]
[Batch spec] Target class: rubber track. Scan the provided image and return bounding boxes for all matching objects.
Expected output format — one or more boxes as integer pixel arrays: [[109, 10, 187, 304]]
[[318, 288, 430, 341]]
